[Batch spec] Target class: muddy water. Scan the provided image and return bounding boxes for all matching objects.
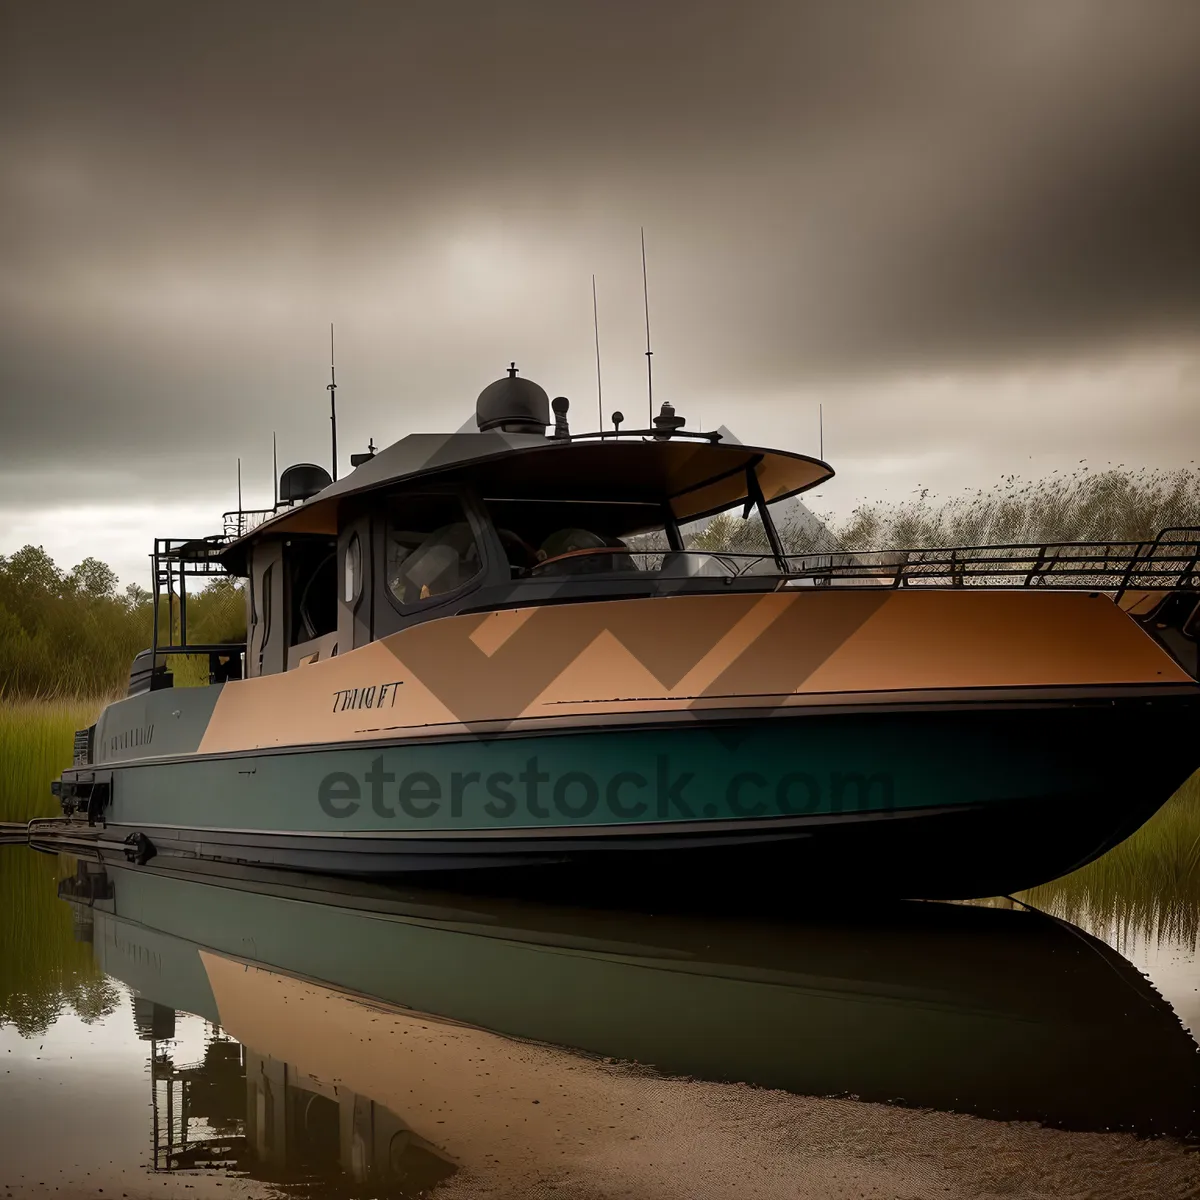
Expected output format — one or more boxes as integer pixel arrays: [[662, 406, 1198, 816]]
[[2, 845, 1199, 1200]]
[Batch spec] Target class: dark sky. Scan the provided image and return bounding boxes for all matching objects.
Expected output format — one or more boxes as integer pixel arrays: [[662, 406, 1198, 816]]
[[2, 1, 1198, 582]]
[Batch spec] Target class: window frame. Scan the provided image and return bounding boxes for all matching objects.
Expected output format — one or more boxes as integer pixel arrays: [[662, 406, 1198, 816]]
[[378, 484, 496, 620]]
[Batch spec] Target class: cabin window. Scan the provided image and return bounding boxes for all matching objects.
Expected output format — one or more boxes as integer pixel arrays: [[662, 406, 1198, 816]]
[[385, 493, 483, 606], [344, 534, 362, 605]]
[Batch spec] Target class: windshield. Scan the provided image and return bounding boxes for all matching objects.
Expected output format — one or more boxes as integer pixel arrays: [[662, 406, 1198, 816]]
[[485, 496, 791, 581], [484, 498, 662, 576]]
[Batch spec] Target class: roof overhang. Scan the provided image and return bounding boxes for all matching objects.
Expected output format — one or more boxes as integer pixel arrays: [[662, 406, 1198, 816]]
[[220, 433, 832, 570]]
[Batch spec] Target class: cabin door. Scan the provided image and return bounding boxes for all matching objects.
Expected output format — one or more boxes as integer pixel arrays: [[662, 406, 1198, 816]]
[[247, 540, 286, 677], [338, 514, 373, 652]]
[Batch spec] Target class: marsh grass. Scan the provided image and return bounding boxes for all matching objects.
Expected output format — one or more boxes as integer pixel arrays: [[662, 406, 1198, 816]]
[[823, 466, 1200, 551], [0, 696, 107, 823], [0, 846, 119, 1036]]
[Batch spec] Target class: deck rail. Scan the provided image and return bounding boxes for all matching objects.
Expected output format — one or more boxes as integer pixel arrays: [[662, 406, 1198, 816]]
[[624, 527, 1200, 594], [221, 507, 276, 539], [773, 526, 1200, 595]]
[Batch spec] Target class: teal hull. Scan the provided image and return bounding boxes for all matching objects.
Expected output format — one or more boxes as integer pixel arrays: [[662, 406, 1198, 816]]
[[51, 695, 1200, 898], [105, 714, 1036, 834]]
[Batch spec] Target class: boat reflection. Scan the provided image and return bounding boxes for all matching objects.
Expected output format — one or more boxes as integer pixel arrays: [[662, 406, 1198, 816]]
[[56, 859, 1200, 1190]]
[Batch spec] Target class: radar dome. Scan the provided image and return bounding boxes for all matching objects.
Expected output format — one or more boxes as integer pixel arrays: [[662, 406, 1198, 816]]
[[476, 364, 550, 434]]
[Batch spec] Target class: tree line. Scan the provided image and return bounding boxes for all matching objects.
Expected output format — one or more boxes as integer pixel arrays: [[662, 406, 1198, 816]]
[[0, 545, 244, 699]]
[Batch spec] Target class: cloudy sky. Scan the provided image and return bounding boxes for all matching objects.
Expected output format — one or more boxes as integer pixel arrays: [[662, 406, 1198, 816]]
[[2, 1, 1198, 586]]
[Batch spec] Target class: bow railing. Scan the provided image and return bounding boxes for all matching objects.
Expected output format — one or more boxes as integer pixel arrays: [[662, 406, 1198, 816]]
[[774, 527, 1200, 595], [221, 508, 276, 539]]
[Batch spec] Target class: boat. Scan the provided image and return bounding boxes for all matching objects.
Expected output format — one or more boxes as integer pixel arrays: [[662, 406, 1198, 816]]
[[50, 367, 1200, 897], [52, 857, 1200, 1172]]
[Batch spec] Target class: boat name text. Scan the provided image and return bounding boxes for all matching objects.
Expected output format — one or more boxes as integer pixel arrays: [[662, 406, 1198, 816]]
[[331, 681, 405, 713]]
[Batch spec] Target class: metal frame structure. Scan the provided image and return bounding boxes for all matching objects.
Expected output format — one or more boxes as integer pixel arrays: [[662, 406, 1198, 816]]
[[150, 536, 245, 663]]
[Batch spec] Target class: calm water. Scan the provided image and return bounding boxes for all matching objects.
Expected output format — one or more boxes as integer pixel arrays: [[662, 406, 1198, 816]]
[[2, 844, 1200, 1200]]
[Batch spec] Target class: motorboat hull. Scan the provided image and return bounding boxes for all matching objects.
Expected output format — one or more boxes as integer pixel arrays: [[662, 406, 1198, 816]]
[[51, 588, 1200, 898], [55, 687, 1199, 899]]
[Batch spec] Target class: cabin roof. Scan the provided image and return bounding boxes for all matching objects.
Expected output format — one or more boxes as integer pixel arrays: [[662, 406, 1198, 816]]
[[221, 430, 833, 565]]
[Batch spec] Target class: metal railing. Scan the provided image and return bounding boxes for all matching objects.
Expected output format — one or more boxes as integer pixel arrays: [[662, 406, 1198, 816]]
[[221, 508, 276, 539], [560, 528, 1200, 595], [774, 527, 1200, 596]]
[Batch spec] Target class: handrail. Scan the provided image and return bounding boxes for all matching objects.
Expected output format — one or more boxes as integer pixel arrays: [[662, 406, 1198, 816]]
[[144, 643, 245, 657], [1146, 527, 1200, 589], [771, 529, 1200, 592], [221, 508, 277, 539]]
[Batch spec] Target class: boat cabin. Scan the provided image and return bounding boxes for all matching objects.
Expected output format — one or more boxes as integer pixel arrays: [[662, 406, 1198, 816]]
[[149, 370, 833, 685]]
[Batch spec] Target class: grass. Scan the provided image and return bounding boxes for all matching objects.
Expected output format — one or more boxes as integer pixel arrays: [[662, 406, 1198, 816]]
[[0, 662, 215, 825], [0, 696, 107, 824]]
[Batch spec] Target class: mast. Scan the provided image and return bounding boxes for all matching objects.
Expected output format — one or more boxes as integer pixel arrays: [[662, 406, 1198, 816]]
[[641, 227, 654, 425], [327, 323, 338, 482], [592, 274, 603, 432]]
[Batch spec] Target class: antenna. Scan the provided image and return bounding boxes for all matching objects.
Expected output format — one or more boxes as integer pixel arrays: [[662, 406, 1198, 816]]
[[819, 403, 824, 460], [641, 227, 653, 425], [592, 274, 603, 432], [272, 432, 278, 507], [327, 322, 338, 482], [237, 457, 242, 535]]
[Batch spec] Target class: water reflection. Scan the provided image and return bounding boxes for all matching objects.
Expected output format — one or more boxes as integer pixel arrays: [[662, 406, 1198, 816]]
[[0, 847, 119, 1037], [132, 998, 455, 1194], [3, 848, 1199, 1197], [1021, 773, 1200, 956], [71, 862, 1200, 1124]]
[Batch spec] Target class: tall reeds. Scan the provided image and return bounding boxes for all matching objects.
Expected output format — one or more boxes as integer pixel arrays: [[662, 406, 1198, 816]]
[[824, 466, 1200, 551], [0, 697, 102, 823]]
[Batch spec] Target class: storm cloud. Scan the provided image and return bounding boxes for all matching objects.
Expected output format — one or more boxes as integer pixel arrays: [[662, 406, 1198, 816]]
[[1, 1, 1198, 581]]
